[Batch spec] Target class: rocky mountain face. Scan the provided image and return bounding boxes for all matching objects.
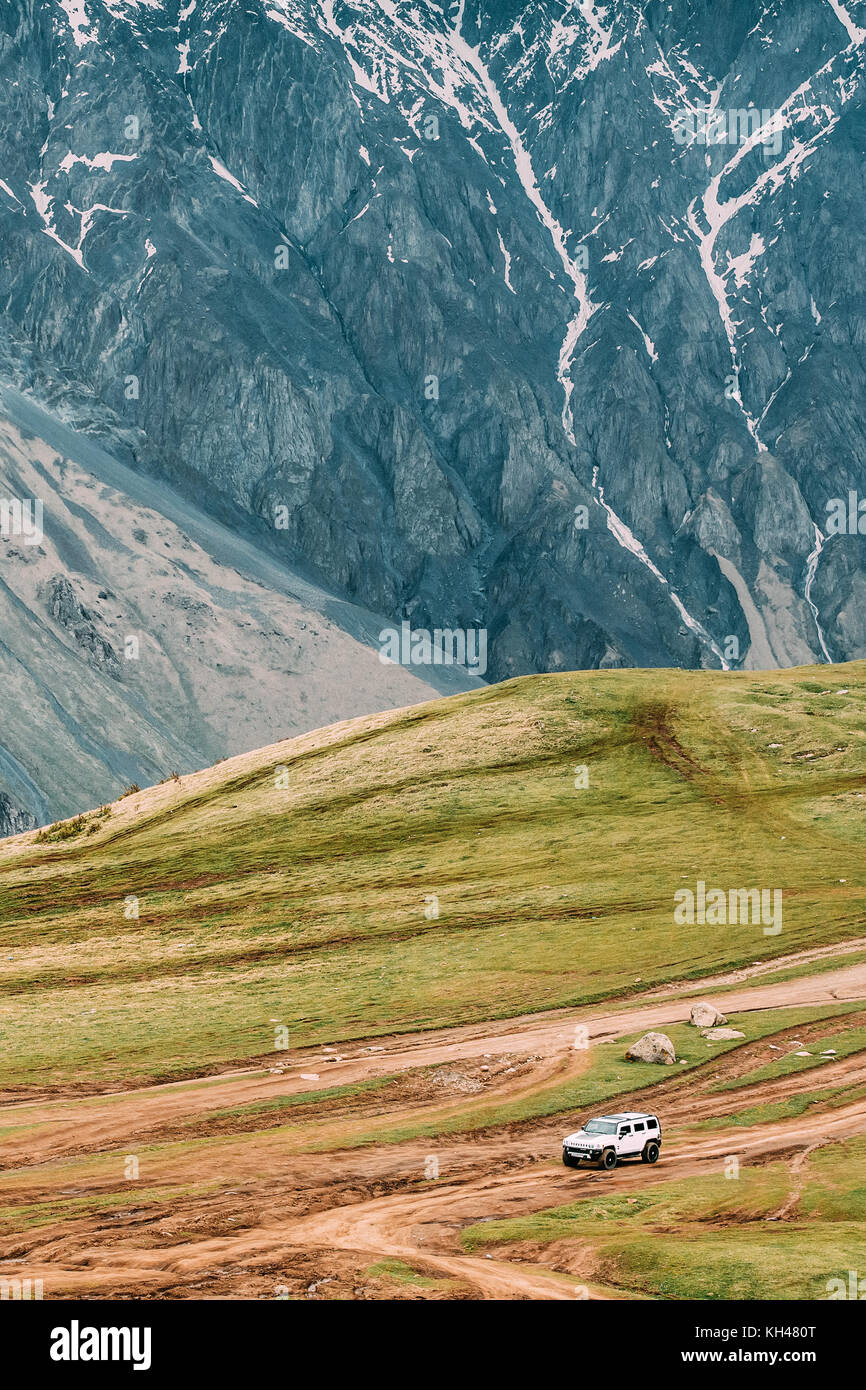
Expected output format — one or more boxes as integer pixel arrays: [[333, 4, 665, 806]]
[[0, 792, 36, 839], [1, 0, 865, 822], [0, 385, 474, 826]]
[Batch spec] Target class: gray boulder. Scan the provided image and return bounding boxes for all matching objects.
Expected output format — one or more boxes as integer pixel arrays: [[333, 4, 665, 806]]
[[689, 1001, 728, 1028], [625, 1031, 676, 1065]]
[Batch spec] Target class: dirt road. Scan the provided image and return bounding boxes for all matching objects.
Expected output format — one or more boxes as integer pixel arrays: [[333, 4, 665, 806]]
[[1, 951, 864, 1299]]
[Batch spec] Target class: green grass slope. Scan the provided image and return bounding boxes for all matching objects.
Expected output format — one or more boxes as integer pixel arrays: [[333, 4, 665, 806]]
[[2, 663, 865, 1090], [461, 1134, 866, 1300]]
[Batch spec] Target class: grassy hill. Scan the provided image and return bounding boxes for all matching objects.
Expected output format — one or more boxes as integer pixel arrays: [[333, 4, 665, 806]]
[[462, 1133, 866, 1300], [2, 662, 866, 1092]]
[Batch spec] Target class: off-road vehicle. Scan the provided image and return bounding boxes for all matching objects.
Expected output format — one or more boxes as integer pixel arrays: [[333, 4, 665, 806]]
[[562, 1112, 662, 1169]]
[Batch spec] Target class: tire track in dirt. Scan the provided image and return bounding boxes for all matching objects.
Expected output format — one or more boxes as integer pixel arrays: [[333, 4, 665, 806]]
[[5, 1094, 865, 1300], [4, 958, 863, 1167], [2, 957, 865, 1299]]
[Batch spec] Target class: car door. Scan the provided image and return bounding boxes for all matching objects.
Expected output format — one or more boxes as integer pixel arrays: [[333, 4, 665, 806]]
[[619, 1123, 643, 1156]]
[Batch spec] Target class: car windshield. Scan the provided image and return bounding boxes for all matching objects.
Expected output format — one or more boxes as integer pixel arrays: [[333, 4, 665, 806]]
[[583, 1119, 617, 1135]]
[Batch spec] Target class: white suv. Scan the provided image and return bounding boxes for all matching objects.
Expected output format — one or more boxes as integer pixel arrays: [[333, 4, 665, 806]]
[[562, 1112, 662, 1170]]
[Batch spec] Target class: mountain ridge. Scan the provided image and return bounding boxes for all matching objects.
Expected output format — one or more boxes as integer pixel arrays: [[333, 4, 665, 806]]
[[0, 383, 479, 830], [1, 0, 866, 819]]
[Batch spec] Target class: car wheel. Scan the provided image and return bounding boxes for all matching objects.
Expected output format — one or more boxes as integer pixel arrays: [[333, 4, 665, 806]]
[[601, 1148, 617, 1170], [562, 1154, 579, 1169], [643, 1141, 660, 1164]]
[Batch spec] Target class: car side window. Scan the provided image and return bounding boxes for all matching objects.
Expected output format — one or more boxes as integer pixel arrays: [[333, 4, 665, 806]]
[[633, 1122, 645, 1132], [646, 1118, 657, 1129], [619, 1125, 631, 1135]]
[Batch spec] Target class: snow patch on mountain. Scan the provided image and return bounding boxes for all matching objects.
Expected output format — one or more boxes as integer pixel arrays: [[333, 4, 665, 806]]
[[209, 155, 259, 206], [805, 526, 833, 662], [56, 0, 98, 49], [826, 0, 866, 47], [592, 468, 729, 669], [28, 180, 87, 269], [684, 47, 855, 453]]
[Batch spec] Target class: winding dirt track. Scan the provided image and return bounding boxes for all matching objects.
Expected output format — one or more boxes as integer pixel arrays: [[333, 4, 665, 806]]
[[2, 955, 865, 1299]]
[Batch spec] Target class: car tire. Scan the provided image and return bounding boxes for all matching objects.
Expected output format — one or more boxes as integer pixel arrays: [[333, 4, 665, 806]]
[[562, 1154, 580, 1169], [642, 1141, 660, 1164], [601, 1148, 617, 1170]]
